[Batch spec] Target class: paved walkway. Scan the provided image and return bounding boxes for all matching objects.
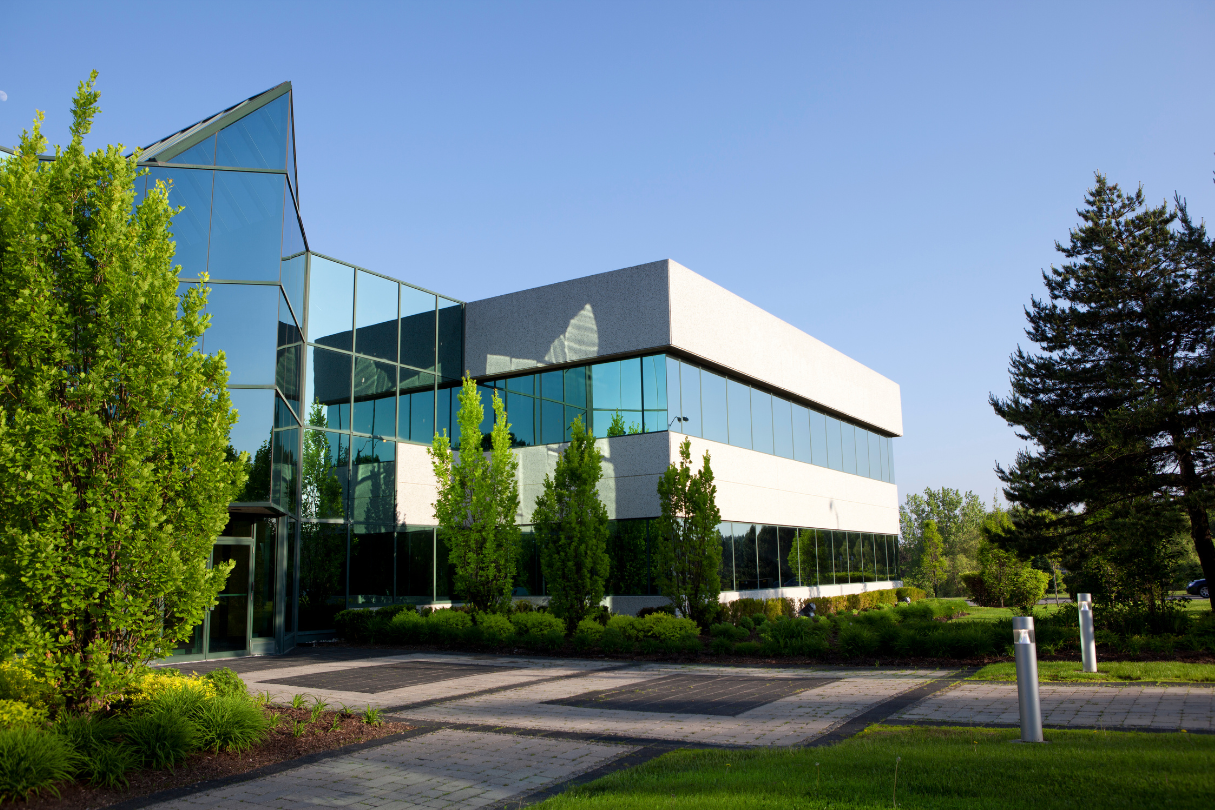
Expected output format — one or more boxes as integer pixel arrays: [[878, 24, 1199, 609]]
[[147, 650, 1215, 809]]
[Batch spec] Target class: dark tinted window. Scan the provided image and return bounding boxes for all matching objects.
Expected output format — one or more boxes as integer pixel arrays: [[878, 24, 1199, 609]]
[[298, 523, 347, 631], [305, 346, 351, 430], [436, 297, 462, 381], [355, 271, 398, 362], [733, 524, 759, 591], [352, 357, 396, 437], [400, 286, 436, 372], [307, 256, 354, 351]]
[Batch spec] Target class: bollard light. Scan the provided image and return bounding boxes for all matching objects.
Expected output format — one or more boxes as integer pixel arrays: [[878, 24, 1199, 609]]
[[1077, 593, 1097, 674], [1012, 616, 1044, 743]]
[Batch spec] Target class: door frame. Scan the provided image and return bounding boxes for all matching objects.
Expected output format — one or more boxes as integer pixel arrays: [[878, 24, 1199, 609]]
[[206, 537, 255, 659]]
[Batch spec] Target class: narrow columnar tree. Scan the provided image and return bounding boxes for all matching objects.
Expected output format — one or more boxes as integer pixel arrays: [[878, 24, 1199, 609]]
[[920, 520, 947, 598], [655, 438, 722, 627], [0, 74, 245, 709], [430, 376, 521, 612], [534, 416, 610, 631]]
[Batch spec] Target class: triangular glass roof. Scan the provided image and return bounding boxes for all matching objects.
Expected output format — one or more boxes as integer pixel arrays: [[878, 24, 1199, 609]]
[[139, 82, 296, 182]]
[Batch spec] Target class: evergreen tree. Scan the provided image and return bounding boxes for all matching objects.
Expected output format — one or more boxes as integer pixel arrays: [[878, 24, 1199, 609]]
[[920, 520, 947, 598], [533, 416, 610, 630], [0, 74, 244, 708], [990, 175, 1215, 608], [429, 376, 521, 612], [655, 438, 722, 626]]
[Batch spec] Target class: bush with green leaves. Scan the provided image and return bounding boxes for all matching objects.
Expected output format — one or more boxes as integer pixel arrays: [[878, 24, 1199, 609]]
[[710, 623, 748, 642], [203, 668, 248, 700], [572, 619, 605, 651], [388, 609, 427, 644], [510, 611, 565, 650], [192, 696, 268, 753], [0, 728, 78, 802], [427, 609, 474, 644], [120, 711, 197, 769], [80, 742, 138, 788], [475, 613, 517, 646], [758, 617, 830, 657], [0, 700, 47, 730]]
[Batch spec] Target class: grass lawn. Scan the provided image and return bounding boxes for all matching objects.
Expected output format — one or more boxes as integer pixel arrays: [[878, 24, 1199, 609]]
[[536, 725, 1213, 810], [951, 603, 1070, 622], [971, 660, 1215, 682]]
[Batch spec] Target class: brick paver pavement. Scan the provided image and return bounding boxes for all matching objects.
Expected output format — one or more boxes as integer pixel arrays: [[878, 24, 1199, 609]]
[[893, 680, 1215, 730], [147, 728, 635, 810]]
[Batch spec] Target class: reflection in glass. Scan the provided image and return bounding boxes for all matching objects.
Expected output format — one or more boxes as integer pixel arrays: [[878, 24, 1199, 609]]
[[869, 431, 882, 481], [777, 527, 796, 586], [349, 529, 393, 606], [399, 286, 436, 372], [216, 94, 289, 170], [353, 438, 395, 527], [564, 366, 587, 408], [734, 524, 759, 591], [285, 519, 297, 634], [541, 371, 563, 402], [167, 134, 215, 166], [642, 355, 667, 432], [204, 283, 278, 384], [355, 270, 399, 361], [301, 429, 348, 520], [272, 427, 299, 514], [147, 167, 212, 279], [825, 416, 843, 471], [298, 522, 347, 631], [397, 528, 435, 601], [606, 520, 653, 596], [436, 298, 462, 380], [277, 291, 302, 417], [718, 523, 735, 591], [700, 371, 727, 444], [209, 544, 249, 653], [307, 256, 354, 350], [773, 397, 793, 459], [228, 388, 274, 503], [679, 363, 701, 437], [756, 525, 779, 589], [591, 362, 620, 411], [353, 357, 396, 436], [281, 206, 306, 320], [665, 357, 682, 433], [304, 346, 351, 430], [507, 375, 535, 394], [855, 428, 870, 478], [508, 392, 534, 446], [841, 423, 857, 475], [752, 390, 774, 455], [809, 410, 827, 467], [209, 172, 284, 282], [792, 404, 811, 463], [726, 379, 750, 449], [540, 399, 563, 445], [251, 519, 277, 637], [565, 406, 588, 441]]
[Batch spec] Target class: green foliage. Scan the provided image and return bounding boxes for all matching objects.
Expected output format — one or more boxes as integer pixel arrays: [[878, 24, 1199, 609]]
[[0, 728, 78, 801], [0, 701, 47, 730], [991, 173, 1215, 610], [534, 416, 611, 631], [572, 619, 605, 650], [962, 509, 1050, 614], [475, 612, 517, 646], [606, 410, 627, 438], [920, 520, 947, 597], [899, 488, 987, 596], [80, 742, 137, 788], [428, 608, 473, 644], [510, 611, 565, 650], [654, 438, 723, 627], [362, 705, 382, 727], [203, 668, 247, 700], [120, 711, 197, 769], [0, 74, 244, 710], [430, 376, 521, 613], [192, 696, 268, 753]]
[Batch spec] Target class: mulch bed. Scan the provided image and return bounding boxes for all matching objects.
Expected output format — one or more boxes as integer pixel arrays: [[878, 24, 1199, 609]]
[[21, 707, 413, 810], [303, 638, 1215, 669]]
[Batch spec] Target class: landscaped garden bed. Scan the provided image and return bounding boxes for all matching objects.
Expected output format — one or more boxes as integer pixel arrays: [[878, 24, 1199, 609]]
[[330, 587, 1215, 667], [0, 667, 410, 808]]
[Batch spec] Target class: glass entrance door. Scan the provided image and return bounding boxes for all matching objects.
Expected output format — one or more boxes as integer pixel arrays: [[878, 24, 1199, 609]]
[[208, 542, 253, 656]]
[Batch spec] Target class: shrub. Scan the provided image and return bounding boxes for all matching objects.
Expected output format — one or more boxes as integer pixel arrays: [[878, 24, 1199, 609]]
[[128, 670, 215, 704], [573, 619, 604, 651], [763, 598, 794, 622], [636, 605, 675, 619], [0, 700, 47, 730], [606, 614, 641, 640], [710, 623, 748, 642], [637, 613, 699, 641], [387, 609, 427, 644], [476, 613, 517, 646], [836, 624, 879, 658], [335, 608, 373, 642], [121, 711, 197, 769], [709, 637, 734, 655], [81, 742, 138, 788], [738, 616, 755, 632], [511, 612, 565, 650], [895, 586, 928, 602], [0, 728, 78, 801], [733, 641, 761, 655], [0, 662, 48, 709], [203, 668, 247, 699], [142, 684, 209, 721], [724, 598, 766, 623], [193, 696, 269, 752], [512, 600, 534, 613], [599, 626, 632, 654], [428, 609, 473, 644]]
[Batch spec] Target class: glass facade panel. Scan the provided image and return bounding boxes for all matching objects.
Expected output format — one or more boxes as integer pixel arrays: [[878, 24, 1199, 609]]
[[642, 354, 667, 432], [355, 270, 399, 361], [436, 532, 455, 600], [285, 519, 296, 634], [825, 416, 843, 471], [228, 388, 274, 503], [272, 427, 299, 514], [215, 94, 289, 170], [349, 528, 393, 606], [147, 167, 212, 280], [301, 429, 349, 520], [841, 423, 857, 475], [514, 528, 543, 597], [280, 205, 306, 320], [304, 346, 351, 430], [791, 404, 811, 463], [699, 370, 727, 443], [352, 357, 396, 436], [725, 379, 750, 449], [619, 357, 642, 411], [606, 520, 653, 596], [208, 544, 249, 653], [751, 390, 774, 455], [718, 522, 735, 591], [396, 528, 435, 602], [276, 291, 303, 418], [209, 172, 284, 282], [298, 522, 347, 631], [777, 526, 796, 586], [809, 410, 827, 467], [205, 283, 278, 384], [564, 366, 587, 409], [869, 431, 882, 481], [887, 437, 896, 483], [664, 356, 682, 433], [408, 388, 435, 444], [508, 392, 535, 446], [591, 362, 620, 411], [679, 363, 701, 437], [773, 397, 793, 459], [855, 428, 870, 478], [352, 437, 395, 526], [436, 297, 463, 381], [169, 134, 215, 166], [400, 286, 437, 373], [307, 256, 354, 351], [734, 524, 759, 591], [756, 525, 779, 589]]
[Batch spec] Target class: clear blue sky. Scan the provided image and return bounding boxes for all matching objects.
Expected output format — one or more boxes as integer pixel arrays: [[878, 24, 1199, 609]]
[[3, 1, 1213, 510]]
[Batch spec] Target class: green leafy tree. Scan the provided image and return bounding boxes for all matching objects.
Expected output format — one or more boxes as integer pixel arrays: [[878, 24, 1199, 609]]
[[967, 509, 1053, 614], [430, 376, 521, 612], [533, 416, 610, 631], [920, 520, 947, 597], [655, 438, 722, 627], [0, 74, 244, 709], [298, 400, 347, 629], [899, 487, 986, 595], [990, 175, 1215, 609], [606, 410, 627, 438]]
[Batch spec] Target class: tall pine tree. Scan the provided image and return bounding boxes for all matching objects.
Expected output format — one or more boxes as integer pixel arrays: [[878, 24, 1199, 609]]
[[991, 174, 1215, 608]]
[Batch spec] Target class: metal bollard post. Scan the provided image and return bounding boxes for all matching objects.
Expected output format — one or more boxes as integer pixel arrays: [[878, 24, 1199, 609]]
[[1013, 616, 1044, 743], [1077, 593, 1097, 673]]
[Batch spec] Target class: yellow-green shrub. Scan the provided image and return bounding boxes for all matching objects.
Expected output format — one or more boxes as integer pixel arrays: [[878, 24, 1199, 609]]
[[0, 662, 47, 707], [126, 670, 215, 705], [0, 700, 47, 730]]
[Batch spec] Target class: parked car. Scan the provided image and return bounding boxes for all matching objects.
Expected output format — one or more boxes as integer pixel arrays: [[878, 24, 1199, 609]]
[[1186, 579, 1209, 599]]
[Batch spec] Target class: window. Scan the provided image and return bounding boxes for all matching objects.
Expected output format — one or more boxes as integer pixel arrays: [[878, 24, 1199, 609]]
[[205, 283, 278, 385], [352, 357, 396, 437], [304, 346, 351, 430], [642, 354, 667, 432], [841, 423, 857, 475], [809, 410, 827, 467], [855, 427, 870, 478], [216, 94, 289, 170], [825, 417, 843, 471], [679, 363, 701, 437], [751, 390, 774, 455], [400, 286, 437, 373], [436, 297, 462, 381], [726, 379, 751, 449], [733, 524, 759, 591], [307, 256, 354, 351], [209, 172, 284, 282], [147, 167, 212, 279], [355, 270, 398, 362], [718, 523, 735, 591], [773, 398, 794, 459], [701, 370, 728, 444]]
